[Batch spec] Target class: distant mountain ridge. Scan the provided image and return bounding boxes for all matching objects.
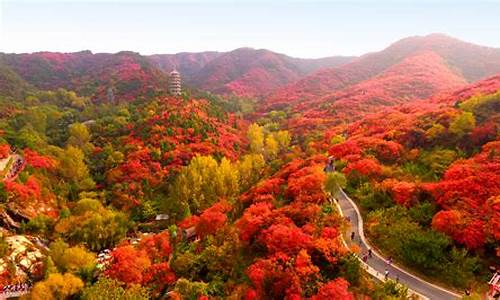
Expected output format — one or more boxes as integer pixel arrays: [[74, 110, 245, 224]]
[[265, 34, 500, 124], [0, 48, 353, 100], [149, 47, 354, 96], [1, 34, 499, 104]]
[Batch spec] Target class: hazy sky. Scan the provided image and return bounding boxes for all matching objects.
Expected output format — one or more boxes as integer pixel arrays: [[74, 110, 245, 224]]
[[1, 0, 499, 58]]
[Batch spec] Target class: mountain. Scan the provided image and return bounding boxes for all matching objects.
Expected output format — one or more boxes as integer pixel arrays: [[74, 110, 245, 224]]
[[189, 47, 354, 97], [148, 51, 222, 81], [0, 48, 353, 101], [283, 51, 471, 133], [1, 51, 169, 101], [266, 34, 500, 110], [0, 58, 34, 99]]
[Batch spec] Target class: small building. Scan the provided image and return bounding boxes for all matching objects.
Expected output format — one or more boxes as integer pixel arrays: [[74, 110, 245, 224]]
[[107, 87, 115, 103], [155, 214, 169, 221], [489, 272, 500, 298], [168, 69, 182, 96]]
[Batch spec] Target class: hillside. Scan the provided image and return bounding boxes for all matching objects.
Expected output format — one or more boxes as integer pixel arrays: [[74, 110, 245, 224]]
[[266, 34, 500, 111], [318, 77, 500, 278], [190, 47, 354, 97], [0, 34, 499, 299], [284, 51, 469, 133], [0, 59, 33, 99], [148, 51, 222, 81], [0, 48, 353, 101], [1, 51, 169, 101]]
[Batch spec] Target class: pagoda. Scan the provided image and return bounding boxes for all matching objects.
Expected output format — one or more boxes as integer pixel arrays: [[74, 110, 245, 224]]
[[168, 69, 182, 96]]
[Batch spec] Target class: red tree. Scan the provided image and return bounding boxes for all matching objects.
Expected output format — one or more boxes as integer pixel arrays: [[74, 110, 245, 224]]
[[311, 278, 354, 300], [105, 245, 151, 285], [195, 201, 232, 237]]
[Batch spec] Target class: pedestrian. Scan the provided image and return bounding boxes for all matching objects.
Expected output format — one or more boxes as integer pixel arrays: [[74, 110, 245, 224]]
[[362, 254, 368, 263], [368, 248, 372, 258], [384, 269, 389, 280], [351, 231, 355, 240]]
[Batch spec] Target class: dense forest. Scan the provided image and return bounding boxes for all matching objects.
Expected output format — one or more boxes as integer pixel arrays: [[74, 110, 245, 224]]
[[0, 34, 498, 299]]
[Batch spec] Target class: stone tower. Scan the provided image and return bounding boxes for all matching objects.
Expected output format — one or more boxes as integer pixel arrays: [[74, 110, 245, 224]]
[[107, 87, 115, 103], [168, 69, 181, 96]]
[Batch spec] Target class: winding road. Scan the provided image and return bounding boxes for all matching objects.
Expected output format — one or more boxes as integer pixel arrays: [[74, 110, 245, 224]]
[[334, 189, 462, 300]]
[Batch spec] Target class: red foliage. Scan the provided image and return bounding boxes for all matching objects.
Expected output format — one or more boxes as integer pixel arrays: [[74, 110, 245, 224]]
[[188, 48, 348, 97], [343, 158, 383, 178], [138, 231, 172, 262], [311, 278, 354, 300], [259, 222, 312, 255], [471, 122, 498, 146], [328, 141, 362, 159], [106, 245, 152, 285], [461, 220, 486, 250], [177, 216, 200, 231], [381, 179, 418, 206], [0, 144, 10, 159], [5, 176, 42, 202], [432, 210, 462, 239], [246, 252, 302, 299], [237, 202, 274, 242], [142, 262, 176, 291], [4, 51, 168, 101], [357, 137, 404, 163], [23, 149, 56, 169], [427, 141, 500, 248], [286, 166, 326, 204], [195, 201, 232, 237], [487, 196, 500, 241], [279, 202, 321, 227]]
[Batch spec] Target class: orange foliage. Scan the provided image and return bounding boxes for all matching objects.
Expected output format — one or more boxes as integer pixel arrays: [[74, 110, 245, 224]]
[[106, 246, 152, 285], [195, 201, 232, 237]]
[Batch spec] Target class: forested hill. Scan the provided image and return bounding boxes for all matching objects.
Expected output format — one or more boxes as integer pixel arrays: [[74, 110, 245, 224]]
[[0, 34, 498, 299]]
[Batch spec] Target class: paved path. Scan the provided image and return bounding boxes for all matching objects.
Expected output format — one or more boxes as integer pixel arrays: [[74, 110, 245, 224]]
[[334, 189, 462, 300]]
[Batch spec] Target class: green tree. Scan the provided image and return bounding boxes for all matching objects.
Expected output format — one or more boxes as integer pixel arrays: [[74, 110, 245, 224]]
[[55, 199, 130, 251], [174, 278, 209, 299], [421, 149, 457, 177], [67, 122, 92, 151], [449, 112, 476, 138], [57, 146, 95, 195], [324, 171, 347, 197], [81, 278, 150, 300]]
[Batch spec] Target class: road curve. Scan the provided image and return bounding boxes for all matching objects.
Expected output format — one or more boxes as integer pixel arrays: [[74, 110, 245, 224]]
[[334, 189, 461, 300]]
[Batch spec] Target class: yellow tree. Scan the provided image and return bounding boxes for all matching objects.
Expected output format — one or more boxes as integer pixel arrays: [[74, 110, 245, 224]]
[[247, 123, 264, 154], [274, 130, 291, 151], [449, 112, 476, 139], [215, 157, 240, 199], [30, 273, 84, 300], [265, 135, 279, 160], [58, 146, 95, 193], [67, 123, 92, 150], [168, 155, 240, 216], [238, 154, 265, 191]]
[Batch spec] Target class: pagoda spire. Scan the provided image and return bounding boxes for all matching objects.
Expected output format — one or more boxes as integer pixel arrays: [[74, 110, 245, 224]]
[[168, 68, 181, 96]]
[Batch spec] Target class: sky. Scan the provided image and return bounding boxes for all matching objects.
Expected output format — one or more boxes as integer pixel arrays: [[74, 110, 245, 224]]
[[0, 0, 499, 58]]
